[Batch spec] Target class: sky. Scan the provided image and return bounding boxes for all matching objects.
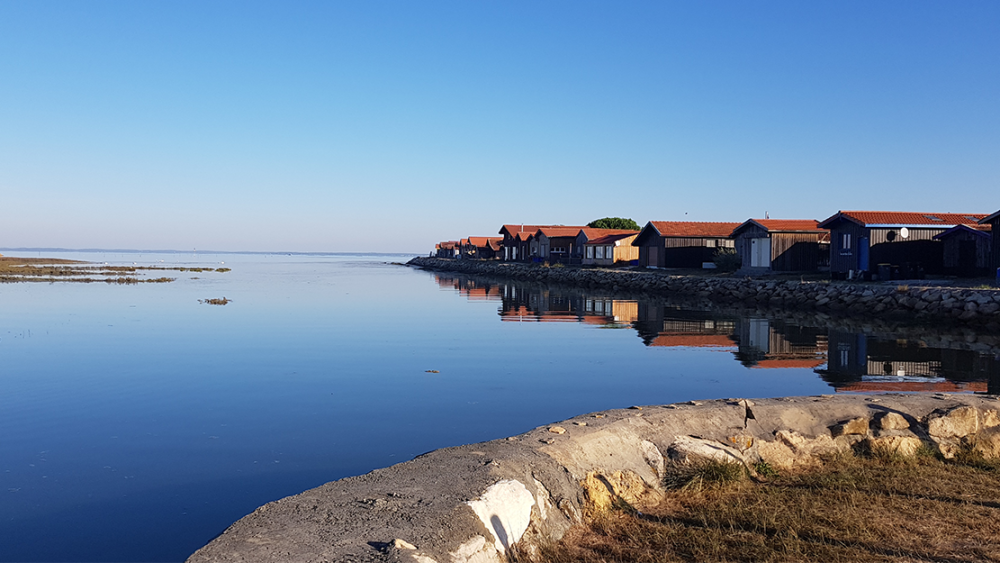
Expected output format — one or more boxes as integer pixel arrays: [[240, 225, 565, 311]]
[[1, 1, 997, 253]]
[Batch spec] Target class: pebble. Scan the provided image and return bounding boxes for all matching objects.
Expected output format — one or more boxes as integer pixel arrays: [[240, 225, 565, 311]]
[[393, 539, 416, 550], [548, 426, 566, 434]]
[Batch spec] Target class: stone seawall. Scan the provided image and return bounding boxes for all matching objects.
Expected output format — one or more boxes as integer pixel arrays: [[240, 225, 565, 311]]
[[187, 394, 1000, 563], [409, 257, 1000, 328]]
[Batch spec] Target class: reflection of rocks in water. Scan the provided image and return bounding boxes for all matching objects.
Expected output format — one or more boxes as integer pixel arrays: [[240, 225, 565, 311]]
[[430, 270, 1000, 392]]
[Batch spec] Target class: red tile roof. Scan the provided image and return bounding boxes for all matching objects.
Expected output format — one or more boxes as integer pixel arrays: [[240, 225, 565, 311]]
[[649, 334, 736, 348], [500, 224, 582, 237], [499, 224, 545, 237], [648, 221, 742, 238], [585, 233, 639, 245], [737, 219, 825, 234], [467, 237, 503, 248], [820, 211, 988, 228], [580, 228, 639, 239]]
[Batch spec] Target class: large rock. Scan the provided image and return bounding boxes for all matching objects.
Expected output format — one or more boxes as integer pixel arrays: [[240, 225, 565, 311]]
[[864, 432, 925, 457]]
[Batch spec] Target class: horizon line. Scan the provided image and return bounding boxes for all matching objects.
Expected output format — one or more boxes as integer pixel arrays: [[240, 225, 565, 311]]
[[0, 247, 423, 256]]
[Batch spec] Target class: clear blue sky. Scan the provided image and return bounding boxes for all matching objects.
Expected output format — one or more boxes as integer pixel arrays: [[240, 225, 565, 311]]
[[1, 1, 997, 253]]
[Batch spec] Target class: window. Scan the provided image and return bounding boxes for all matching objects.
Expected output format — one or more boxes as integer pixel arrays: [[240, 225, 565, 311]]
[[586, 246, 594, 259], [595, 246, 605, 259], [923, 215, 943, 222], [841, 233, 852, 252], [605, 245, 613, 258]]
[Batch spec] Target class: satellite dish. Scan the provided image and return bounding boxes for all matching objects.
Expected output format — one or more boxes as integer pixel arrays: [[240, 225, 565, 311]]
[[900, 227, 909, 239]]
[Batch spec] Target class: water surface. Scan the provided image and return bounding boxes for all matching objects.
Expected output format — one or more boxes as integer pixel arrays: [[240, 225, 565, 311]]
[[1, 253, 997, 561]]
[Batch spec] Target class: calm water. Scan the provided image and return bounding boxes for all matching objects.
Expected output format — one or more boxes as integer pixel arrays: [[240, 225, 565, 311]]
[[2, 253, 998, 562]]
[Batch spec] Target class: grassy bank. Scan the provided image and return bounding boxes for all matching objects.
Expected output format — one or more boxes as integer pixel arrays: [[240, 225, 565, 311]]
[[527, 451, 1000, 563]]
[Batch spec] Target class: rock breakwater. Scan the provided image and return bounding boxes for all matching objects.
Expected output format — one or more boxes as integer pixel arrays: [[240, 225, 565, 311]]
[[187, 394, 1000, 563], [409, 257, 1000, 328]]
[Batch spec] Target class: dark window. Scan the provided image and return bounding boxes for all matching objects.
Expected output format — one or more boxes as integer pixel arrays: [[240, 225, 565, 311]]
[[924, 215, 943, 222]]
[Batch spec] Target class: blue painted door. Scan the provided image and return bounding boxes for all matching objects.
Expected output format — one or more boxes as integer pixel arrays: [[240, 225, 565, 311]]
[[858, 237, 869, 271]]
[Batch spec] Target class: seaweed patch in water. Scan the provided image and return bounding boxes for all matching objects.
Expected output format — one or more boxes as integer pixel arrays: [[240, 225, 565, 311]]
[[199, 297, 231, 305]]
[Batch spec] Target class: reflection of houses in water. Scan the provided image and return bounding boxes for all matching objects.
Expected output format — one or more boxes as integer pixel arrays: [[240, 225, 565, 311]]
[[498, 284, 636, 326], [434, 274, 504, 301], [821, 330, 1000, 393], [633, 303, 737, 349], [436, 273, 1000, 393], [733, 318, 828, 369]]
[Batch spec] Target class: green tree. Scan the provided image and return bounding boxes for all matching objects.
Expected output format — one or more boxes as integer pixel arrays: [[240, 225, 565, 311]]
[[587, 217, 640, 231]]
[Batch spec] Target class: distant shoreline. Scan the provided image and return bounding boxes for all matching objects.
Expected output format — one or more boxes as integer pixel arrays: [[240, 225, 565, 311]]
[[0, 248, 421, 257], [0, 256, 87, 265]]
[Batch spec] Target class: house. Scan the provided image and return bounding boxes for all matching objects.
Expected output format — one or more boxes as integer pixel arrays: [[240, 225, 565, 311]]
[[499, 225, 541, 261], [574, 228, 640, 264], [631, 221, 740, 268], [933, 225, 992, 277], [981, 210, 1000, 273], [582, 232, 640, 266], [730, 219, 829, 275], [818, 211, 988, 279], [460, 237, 504, 260], [435, 241, 460, 258], [498, 225, 584, 262], [530, 226, 588, 263]]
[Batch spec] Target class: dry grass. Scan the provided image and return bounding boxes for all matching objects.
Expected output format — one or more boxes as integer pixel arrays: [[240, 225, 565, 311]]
[[528, 453, 1000, 562]]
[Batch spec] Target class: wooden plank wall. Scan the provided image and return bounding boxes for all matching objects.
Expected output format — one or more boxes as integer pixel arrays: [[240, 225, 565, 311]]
[[829, 223, 867, 274], [771, 233, 822, 271]]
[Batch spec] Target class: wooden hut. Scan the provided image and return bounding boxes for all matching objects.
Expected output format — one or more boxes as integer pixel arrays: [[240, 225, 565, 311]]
[[435, 241, 460, 258], [498, 225, 584, 262], [730, 219, 829, 275], [818, 211, 987, 279], [631, 221, 740, 269], [933, 225, 992, 277], [533, 226, 588, 263], [460, 237, 504, 260], [582, 232, 639, 266]]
